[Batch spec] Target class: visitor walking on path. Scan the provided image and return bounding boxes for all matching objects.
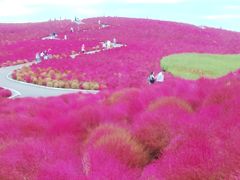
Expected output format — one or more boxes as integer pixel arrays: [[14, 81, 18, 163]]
[[81, 44, 85, 53], [106, 40, 111, 49], [113, 38, 117, 47]]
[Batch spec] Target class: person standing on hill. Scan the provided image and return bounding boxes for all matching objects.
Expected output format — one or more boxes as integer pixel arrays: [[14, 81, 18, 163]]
[[106, 40, 111, 49], [40, 51, 44, 60], [113, 38, 117, 47], [35, 52, 41, 63], [43, 50, 49, 60], [81, 44, 85, 53]]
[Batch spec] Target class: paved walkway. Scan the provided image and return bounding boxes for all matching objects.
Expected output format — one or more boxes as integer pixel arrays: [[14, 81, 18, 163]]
[[0, 63, 99, 98]]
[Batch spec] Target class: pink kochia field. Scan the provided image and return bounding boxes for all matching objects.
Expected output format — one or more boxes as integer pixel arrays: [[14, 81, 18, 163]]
[[1, 17, 240, 179], [5, 17, 240, 89]]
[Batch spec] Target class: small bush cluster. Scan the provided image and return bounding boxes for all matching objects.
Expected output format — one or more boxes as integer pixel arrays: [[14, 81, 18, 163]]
[[12, 66, 102, 90]]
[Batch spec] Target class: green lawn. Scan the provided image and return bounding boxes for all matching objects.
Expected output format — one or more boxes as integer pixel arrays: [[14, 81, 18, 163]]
[[161, 53, 240, 79]]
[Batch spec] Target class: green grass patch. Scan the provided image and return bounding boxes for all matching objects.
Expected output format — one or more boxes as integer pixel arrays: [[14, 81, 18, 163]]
[[161, 53, 240, 79]]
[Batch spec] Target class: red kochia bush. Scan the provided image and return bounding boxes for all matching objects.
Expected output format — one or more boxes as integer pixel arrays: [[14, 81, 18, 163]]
[[82, 149, 141, 179], [104, 88, 145, 123], [66, 104, 104, 141], [141, 127, 233, 180], [0, 88, 12, 98], [147, 96, 194, 113], [85, 124, 150, 168], [132, 95, 195, 160], [133, 111, 172, 159]]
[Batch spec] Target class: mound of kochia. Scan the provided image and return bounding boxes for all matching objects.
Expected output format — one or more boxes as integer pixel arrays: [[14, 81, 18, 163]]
[[161, 53, 240, 79], [1, 17, 240, 69], [6, 17, 240, 89], [0, 87, 12, 98], [1, 72, 240, 179]]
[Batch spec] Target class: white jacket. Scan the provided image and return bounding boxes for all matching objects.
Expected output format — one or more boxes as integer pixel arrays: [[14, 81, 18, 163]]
[[156, 72, 164, 82]]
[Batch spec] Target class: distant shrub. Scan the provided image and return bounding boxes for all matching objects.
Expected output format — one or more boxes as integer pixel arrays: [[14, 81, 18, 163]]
[[148, 96, 194, 113]]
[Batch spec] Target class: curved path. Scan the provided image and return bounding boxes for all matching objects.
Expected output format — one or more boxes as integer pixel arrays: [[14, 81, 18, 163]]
[[0, 63, 99, 98]]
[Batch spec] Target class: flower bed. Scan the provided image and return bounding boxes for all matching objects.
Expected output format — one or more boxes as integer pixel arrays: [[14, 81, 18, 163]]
[[12, 65, 104, 90]]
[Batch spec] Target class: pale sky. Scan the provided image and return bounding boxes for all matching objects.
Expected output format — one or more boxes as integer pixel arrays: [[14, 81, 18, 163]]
[[0, 0, 240, 31]]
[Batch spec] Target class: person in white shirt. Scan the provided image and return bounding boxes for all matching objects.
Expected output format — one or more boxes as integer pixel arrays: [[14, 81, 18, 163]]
[[106, 40, 111, 49], [156, 69, 166, 82], [102, 42, 107, 49], [113, 38, 117, 46]]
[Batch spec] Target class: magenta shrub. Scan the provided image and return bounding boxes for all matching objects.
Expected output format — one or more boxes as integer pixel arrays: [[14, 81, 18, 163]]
[[0, 87, 12, 98], [85, 124, 150, 168]]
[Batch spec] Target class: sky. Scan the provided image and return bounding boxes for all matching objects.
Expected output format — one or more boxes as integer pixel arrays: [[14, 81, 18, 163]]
[[0, 0, 240, 32]]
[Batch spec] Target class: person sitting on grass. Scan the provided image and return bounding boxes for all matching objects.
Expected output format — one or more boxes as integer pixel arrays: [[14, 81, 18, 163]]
[[148, 72, 155, 84], [156, 69, 166, 83]]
